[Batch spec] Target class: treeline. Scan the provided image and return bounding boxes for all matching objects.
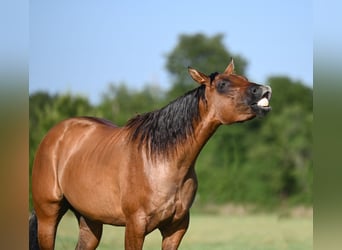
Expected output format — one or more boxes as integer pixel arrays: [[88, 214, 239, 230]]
[[29, 33, 312, 210]]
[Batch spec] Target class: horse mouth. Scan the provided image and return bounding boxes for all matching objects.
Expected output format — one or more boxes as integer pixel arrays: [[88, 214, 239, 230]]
[[251, 90, 272, 116]]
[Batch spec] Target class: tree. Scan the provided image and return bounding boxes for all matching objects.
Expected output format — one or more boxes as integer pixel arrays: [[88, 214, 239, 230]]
[[266, 76, 313, 112], [98, 83, 164, 125], [244, 77, 313, 204], [165, 33, 247, 99]]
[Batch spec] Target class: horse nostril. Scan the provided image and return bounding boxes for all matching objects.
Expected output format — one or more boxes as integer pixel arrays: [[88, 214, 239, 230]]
[[264, 86, 272, 98], [250, 85, 272, 98], [261, 86, 272, 99], [263, 90, 271, 99]]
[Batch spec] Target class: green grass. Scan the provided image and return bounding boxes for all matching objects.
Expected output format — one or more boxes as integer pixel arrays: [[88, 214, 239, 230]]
[[55, 211, 312, 250]]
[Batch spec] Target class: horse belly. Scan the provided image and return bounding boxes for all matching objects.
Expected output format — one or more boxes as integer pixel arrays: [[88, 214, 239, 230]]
[[62, 176, 126, 225], [59, 153, 127, 226]]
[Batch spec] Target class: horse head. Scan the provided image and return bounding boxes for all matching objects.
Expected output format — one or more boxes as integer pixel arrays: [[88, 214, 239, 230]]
[[188, 59, 272, 125]]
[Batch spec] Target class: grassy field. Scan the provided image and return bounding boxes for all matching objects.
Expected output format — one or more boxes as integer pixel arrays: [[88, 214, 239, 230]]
[[55, 211, 312, 250]]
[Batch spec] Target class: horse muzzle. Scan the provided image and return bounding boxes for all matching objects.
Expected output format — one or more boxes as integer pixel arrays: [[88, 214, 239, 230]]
[[250, 85, 272, 116]]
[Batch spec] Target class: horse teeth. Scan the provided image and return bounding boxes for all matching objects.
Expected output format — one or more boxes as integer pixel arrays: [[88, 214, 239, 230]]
[[257, 98, 269, 107]]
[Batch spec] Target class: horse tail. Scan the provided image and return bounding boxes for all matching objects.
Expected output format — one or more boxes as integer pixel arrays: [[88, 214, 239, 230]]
[[29, 210, 39, 250]]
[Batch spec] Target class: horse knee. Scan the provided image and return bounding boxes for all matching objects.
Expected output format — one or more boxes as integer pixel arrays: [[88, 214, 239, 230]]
[[124, 218, 147, 250]]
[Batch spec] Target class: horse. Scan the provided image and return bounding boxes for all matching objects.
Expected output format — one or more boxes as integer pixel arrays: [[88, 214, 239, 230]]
[[29, 59, 272, 250]]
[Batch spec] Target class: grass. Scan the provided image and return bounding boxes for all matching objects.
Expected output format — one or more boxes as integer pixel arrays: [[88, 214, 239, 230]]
[[55, 211, 312, 250]]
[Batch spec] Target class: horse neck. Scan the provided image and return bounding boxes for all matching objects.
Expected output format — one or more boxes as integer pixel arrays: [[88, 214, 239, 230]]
[[174, 100, 221, 167]]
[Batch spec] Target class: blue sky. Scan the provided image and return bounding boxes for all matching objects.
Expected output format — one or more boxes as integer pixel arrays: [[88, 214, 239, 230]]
[[30, 0, 312, 104]]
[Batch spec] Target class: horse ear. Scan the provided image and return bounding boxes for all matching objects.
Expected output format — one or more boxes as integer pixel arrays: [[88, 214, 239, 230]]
[[188, 67, 210, 86], [224, 58, 235, 75]]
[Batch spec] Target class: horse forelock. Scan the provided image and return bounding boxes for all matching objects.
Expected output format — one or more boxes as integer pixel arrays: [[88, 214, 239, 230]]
[[209, 72, 219, 85], [125, 85, 206, 158]]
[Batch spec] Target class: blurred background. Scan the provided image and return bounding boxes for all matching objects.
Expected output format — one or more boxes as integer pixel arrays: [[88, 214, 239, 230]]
[[28, 0, 313, 249]]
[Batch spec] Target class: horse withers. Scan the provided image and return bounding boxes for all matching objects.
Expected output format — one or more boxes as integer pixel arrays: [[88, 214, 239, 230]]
[[30, 59, 272, 250]]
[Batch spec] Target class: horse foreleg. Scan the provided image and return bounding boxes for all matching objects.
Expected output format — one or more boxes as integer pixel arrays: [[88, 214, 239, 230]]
[[74, 213, 103, 250], [124, 215, 147, 250], [159, 212, 190, 250]]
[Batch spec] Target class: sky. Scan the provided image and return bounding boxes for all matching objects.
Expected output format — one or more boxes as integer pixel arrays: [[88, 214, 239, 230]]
[[29, 0, 312, 104]]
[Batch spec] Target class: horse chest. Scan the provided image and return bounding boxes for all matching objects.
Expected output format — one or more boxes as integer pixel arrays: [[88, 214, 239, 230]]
[[147, 166, 198, 223]]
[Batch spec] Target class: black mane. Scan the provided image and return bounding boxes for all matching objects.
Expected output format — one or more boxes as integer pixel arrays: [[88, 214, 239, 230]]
[[126, 85, 206, 156]]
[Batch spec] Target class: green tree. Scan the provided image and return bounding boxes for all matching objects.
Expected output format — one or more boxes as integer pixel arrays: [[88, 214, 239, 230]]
[[244, 76, 313, 205], [266, 76, 313, 112], [98, 83, 164, 125], [165, 33, 247, 99]]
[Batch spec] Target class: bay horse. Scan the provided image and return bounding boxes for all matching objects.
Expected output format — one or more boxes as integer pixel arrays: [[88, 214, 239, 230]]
[[30, 59, 272, 250]]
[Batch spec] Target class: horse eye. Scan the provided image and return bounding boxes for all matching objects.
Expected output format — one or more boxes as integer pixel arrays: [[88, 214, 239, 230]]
[[217, 81, 229, 93]]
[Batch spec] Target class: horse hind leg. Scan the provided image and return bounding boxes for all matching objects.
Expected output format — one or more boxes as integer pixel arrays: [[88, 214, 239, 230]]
[[35, 199, 69, 250], [73, 211, 103, 250]]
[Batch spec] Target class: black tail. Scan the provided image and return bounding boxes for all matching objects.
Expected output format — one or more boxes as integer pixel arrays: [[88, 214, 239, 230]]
[[29, 210, 39, 250]]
